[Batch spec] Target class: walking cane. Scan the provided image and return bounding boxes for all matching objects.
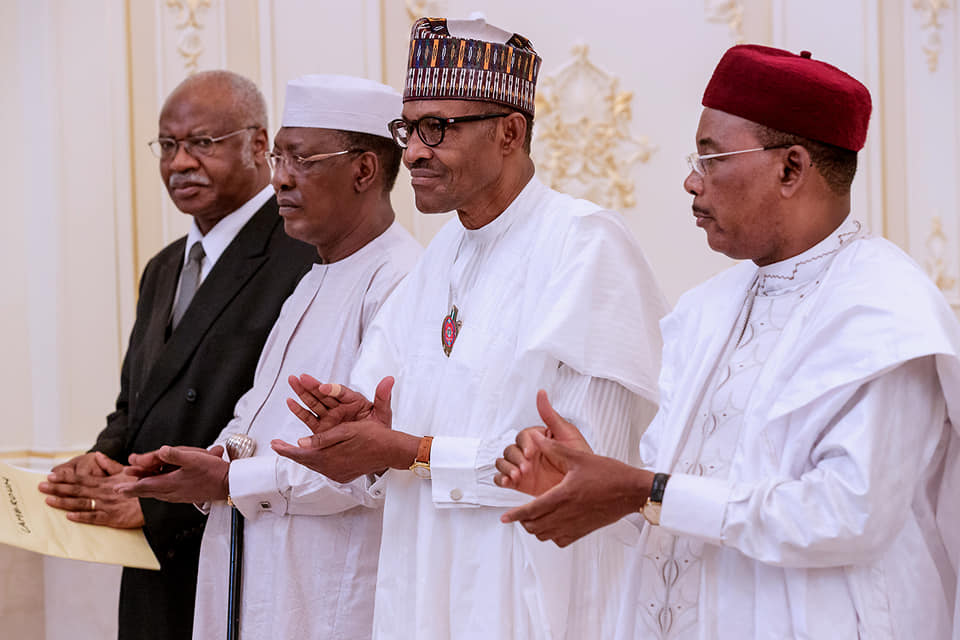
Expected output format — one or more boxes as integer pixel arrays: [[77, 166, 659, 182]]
[[224, 433, 256, 640]]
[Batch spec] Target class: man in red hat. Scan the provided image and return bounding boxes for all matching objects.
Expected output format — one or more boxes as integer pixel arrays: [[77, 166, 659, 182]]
[[497, 45, 960, 639]]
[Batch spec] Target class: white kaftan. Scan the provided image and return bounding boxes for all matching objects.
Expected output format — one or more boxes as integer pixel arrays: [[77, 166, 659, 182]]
[[351, 177, 668, 639], [192, 222, 422, 640], [618, 217, 960, 639]]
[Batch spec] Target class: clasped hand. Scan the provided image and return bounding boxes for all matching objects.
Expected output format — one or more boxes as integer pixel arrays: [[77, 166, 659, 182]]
[[494, 390, 652, 547], [271, 374, 399, 483], [38, 452, 145, 528], [114, 445, 229, 504]]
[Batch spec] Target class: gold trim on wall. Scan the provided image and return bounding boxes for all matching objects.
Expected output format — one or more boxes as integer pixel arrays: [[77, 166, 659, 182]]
[[0, 450, 87, 461], [533, 44, 656, 211], [924, 216, 958, 292], [405, 0, 446, 22], [912, 0, 951, 72], [705, 0, 745, 44], [165, 0, 213, 74]]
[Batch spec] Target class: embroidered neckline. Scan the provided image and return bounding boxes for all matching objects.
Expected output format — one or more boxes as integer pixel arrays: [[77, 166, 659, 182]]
[[757, 219, 862, 295]]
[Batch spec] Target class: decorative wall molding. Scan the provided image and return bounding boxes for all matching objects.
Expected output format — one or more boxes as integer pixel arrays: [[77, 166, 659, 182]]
[[705, 0, 745, 44], [924, 216, 958, 293], [533, 44, 656, 211], [911, 0, 951, 71], [165, 0, 212, 74], [405, 0, 446, 22]]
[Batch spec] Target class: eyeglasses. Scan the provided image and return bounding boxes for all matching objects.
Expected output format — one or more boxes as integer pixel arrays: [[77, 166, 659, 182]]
[[686, 144, 792, 176], [264, 149, 361, 174], [388, 113, 509, 148], [148, 126, 258, 159]]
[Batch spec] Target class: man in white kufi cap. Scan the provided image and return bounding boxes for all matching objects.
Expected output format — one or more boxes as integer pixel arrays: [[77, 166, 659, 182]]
[[117, 74, 422, 640]]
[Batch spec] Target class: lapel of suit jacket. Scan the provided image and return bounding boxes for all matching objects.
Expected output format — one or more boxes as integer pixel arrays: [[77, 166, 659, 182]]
[[130, 198, 281, 433], [138, 239, 185, 388]]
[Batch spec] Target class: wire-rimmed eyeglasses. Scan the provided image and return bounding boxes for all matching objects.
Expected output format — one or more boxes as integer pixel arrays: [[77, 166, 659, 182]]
[[147, 126, 258, 160], [686, 144, 792, 176], [388, 113, 509, 148], [264, 149, 363, 174]]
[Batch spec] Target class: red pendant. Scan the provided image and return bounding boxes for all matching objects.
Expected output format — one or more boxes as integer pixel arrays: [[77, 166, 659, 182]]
[[441, 305, 462, 357]]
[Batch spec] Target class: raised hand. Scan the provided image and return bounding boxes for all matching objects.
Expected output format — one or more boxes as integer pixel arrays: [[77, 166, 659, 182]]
[[273, 376, 414, 483], [116, 445, 230, 503], [286, 373, 377, 434], [39, 452, 145, 529], [494, 390, 593, 496], [498, 391, 655, 547]]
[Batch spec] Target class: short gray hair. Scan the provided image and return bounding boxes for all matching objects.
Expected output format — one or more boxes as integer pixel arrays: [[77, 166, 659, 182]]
[[167, 70, 269, 130]]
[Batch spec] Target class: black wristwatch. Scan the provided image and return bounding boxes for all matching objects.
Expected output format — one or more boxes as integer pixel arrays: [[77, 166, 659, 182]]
[[642, 472, 671, 525]]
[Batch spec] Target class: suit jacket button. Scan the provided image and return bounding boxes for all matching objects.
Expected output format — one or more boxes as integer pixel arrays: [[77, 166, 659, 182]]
[[185, 388, 197, 402]]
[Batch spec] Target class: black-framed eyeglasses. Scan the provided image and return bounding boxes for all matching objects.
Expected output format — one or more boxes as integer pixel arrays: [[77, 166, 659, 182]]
[[148, 126, 258, 159], [264, 149, 364, 174], [388, 113, 509, 148]]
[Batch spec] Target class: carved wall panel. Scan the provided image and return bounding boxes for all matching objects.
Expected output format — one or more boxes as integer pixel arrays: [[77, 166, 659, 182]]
[[533, 44, 656, 211], [903, 0, 959, 306]]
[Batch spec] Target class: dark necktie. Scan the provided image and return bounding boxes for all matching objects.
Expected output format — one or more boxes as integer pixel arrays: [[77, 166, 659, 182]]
[[171, 242, 205, 329]]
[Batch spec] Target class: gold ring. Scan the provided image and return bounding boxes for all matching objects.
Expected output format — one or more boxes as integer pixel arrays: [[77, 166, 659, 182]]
[[90, 498, 96, 511]]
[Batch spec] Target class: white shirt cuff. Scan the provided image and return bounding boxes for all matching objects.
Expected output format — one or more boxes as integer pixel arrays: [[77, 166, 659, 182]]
[[228, 456, 287, 520], [657, 473, 730, 546], [429, 436, 482, 508]]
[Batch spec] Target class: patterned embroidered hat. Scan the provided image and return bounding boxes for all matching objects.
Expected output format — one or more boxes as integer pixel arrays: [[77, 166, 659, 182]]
[[403, 16, 542, 116]]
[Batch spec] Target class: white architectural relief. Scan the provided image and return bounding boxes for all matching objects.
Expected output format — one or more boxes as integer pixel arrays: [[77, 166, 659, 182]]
[[405, 0, 447, 22], [165, 0, 212, 74], [912, 0, 952, 71], [533, 44, 656, 211], [705, 0, 745, 44], [924, 216, 958, 294]]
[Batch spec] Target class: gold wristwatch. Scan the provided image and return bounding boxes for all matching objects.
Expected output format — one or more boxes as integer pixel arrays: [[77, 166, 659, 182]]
[[409, 436, 433, 479]]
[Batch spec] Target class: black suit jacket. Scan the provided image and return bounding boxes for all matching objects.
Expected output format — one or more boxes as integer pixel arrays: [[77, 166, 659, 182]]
[[93, 196, 316, 640]]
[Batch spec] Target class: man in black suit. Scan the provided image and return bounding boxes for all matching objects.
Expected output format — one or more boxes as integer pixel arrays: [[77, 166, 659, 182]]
[[38, 70, 316, 640]]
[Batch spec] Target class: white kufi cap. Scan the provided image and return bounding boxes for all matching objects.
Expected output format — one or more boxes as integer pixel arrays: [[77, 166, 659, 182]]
[[281, 74, 401, 139]]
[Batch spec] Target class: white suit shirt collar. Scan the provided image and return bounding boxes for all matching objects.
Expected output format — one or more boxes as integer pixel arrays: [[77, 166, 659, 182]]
[[183, 184, 274, 278]]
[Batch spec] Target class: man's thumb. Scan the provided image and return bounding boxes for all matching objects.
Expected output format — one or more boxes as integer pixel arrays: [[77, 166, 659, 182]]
[[373, 376, 395, 425], [94, 451, 124, 475], [536, 390, 582, 441]]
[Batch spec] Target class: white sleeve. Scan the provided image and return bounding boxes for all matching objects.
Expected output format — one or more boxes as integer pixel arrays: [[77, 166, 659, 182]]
[[428, 364, 649, 508], [658, 356, 948, 568], [227, 455, 382, 521]]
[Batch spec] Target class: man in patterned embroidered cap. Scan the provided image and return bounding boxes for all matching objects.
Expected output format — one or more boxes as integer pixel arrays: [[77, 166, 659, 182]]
[[497, 45, 960, 639], [272, 15, 668, 640]]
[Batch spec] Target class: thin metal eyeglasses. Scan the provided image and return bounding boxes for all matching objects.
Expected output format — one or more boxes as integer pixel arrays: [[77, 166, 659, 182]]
[[388, 113, 509, 148], [264, 149, 362, 174], [686, 144, 792, 176], [148, 126, 258, 159]]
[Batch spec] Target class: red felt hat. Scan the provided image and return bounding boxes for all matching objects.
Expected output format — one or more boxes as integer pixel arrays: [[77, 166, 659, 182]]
[[702, 45, 872, 151]]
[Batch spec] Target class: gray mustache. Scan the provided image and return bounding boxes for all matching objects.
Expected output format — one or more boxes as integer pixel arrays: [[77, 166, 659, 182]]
[[168, 172, 211, 189]]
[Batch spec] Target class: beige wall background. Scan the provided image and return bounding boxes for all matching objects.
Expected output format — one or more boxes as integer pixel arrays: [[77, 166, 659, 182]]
[[1, 0, 956, 637]]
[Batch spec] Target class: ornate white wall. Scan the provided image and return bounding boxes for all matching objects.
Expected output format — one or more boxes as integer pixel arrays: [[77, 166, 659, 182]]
[[1, 1, 956, 637]]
